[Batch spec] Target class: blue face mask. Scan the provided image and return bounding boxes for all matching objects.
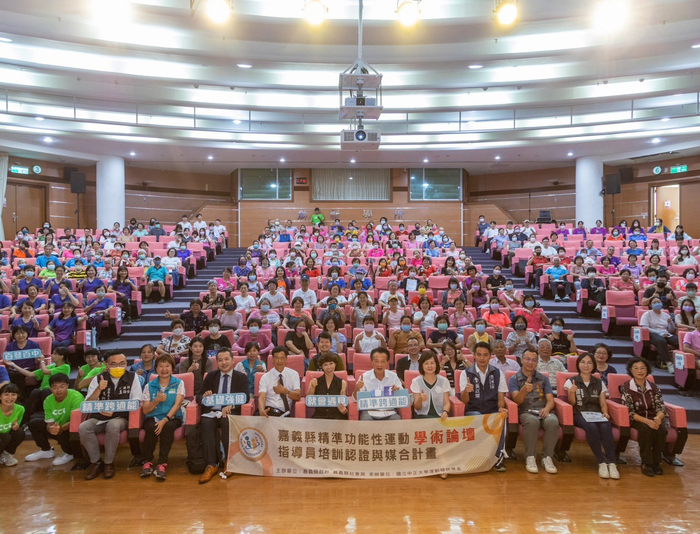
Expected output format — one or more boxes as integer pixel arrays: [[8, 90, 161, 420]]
[[249, 275, 257, 282], [249, 326, 260, 334], [401, 324, 412, 332], [475, 324, 486, 334], [652, 302, 664, 311], [438, 323, 448, 331], [551, 325, 563, 334], [260, 305, 270, 312]]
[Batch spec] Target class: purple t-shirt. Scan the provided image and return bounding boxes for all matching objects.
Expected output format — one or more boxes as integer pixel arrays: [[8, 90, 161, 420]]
[[81, 277, 105, 295], [49, 316, 78, 342], [5, 339, 41, 370], [15, 297, 46, 312], [86, 297, 111, 313], [44, 279, 73, 298], [110, 279, 133, 300], [11, 317, 38, 338]]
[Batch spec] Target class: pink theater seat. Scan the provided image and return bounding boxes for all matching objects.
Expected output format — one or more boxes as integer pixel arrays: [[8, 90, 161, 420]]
[[601, 291, 637, 335]]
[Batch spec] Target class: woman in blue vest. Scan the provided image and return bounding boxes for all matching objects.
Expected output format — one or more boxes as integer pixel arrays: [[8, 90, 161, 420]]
[[140, 354, 184, 481], [563, 353, 619, 480]]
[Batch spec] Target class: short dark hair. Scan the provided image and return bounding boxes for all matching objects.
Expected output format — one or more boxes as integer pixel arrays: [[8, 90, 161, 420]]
[[370, 347, 390, 362], [48, 373, 70, 386], [84, 348, 101, 360], [247, 318, 262, 328], [318, 353, 339, 367], [0, 383, 20, 396], [271, 346, 289, 358], [103, 350, 126, 362], [190, 299, 203, 308], [244, 342, 260, 353], [317, 332, 332, 342], [418, 350, 440, 375], [626, 356, 651, 377], [473, 341, 492, 355], [155, 354, 176, 371], [575, 353, 597, 374]]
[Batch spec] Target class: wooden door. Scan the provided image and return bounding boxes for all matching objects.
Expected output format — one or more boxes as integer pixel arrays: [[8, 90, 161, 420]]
[[655, 185, 680, 230], [2, 184, 18, 238], [680, 182, 700, 238]]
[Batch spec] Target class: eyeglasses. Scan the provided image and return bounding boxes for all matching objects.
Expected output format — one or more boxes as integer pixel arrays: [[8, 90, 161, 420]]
[[522, 358, 538, 363]]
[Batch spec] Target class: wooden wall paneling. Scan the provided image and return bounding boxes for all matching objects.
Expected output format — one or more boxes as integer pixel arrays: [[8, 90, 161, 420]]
[[679, 182, 700, 238]]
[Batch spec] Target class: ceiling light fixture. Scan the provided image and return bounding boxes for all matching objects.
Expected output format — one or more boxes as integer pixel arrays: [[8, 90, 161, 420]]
[[237, 63, 252, 69], [468, 64, 483, 69], [650, 138, 662, 144], [279, 158, 286, 163], [494, 0, 518, 25], [304, 0, 328, 26], [43, 137, 54, 143], [130, 151, 136, 156], [349, 176, 354, 180], [205, 0, 232, 23], [593, 0, 630, 32], [567, 152, 574, 157], [423, 158, 429, 163], [495, 155, 501, 160], [397, 0, 421, 27], [691, 44, 700, 49], [207, 155, 214, 160], [233, 119, 242, 125], [0, 37, 12, 43], [350, 158, 356, 163], [660, 117, 670, 122], [35, 116, 44, 121]]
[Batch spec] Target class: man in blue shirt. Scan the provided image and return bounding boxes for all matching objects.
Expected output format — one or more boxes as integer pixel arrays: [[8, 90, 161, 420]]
[[35, 244, 62, 269], [544, 257, 572, 302], [425, 241, 441, 258], [148, 221, 167, 240], [578, 240, 602, 259], [143, 256, 169, 304]]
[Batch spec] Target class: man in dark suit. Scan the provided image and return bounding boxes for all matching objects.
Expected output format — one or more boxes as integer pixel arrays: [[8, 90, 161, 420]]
[[196, 348, 248, 484], [395, 337, 422, 385]]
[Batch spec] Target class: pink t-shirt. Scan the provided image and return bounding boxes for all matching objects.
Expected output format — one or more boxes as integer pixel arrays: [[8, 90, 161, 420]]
[[683, 329, 700, 351]]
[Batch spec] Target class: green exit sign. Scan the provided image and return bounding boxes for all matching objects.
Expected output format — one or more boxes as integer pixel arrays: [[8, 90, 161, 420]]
[[670, 165, 688, 174], [10, 165, 29, 175]]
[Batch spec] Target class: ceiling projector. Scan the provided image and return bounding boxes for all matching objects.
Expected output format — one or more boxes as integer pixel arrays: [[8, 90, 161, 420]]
[[341, 129, 380, 150]]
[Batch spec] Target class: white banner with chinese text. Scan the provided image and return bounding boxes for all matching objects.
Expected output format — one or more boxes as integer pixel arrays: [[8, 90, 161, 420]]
[[226, 414, 505, 479]]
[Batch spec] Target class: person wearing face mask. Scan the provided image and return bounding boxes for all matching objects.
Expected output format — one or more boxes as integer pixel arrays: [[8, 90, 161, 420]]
[[84, 287, 115, 340], [353, 316, 387, 353], [640, 297, 678, 373], [165, 299, 208, 335], [440, 277, 465, 307], [521, 296, 550, 331], [148, 221, 167, 240], [580, 267, 606, 313], [143, 256, 168, 304], [546, 317, 578, 355], [203, 318, 232, 356], [505, 315, 538, 359], [427, 315, 461, 352], [233, 318, 275, 356], [678, 282, 700, 310], [486, 267, 506, 292], [673, 268, 696, 292], [35, 244, 62, 270], [673, 246, 698, 267], [483, 297, 510, 334], [498, 279, 523, 318], [526, 246, 548, 289], [466, 318, 495, 353], [649, 218, 671, 236], [544, 257, 572, 302], [675, 300, 697, 332], [607, 228, 624, 242], [641, 273, 677, 310], [538, 238, 557, 259], [258, 280, 289, 310], [13, 265, 42, 297], [250, 297, 282, 343], [45, 302, 88, 351], [80, 351, 142, 480], [467, 277, 488, 309]]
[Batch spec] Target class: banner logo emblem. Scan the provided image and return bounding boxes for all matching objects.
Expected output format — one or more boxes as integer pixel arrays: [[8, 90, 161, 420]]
[[238, 427, 268, 461]]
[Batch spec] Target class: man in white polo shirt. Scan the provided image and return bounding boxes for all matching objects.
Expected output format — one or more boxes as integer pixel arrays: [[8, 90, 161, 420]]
[[291, 274, 317, 311], [258, 347, 301, 417], [378, 279, 406, 309], [354, 348, 402, 421]]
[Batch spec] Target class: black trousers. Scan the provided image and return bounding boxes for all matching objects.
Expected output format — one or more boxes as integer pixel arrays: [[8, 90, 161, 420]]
[[141, 417, 182, 465], [201, 416, 229, 467], [115, 295, 132, 320], [8, 370, 28, 403], [28, 417, 82, 457], [27, 388, 52, 419], [632, 421, 668, 466], [0, 428, 25, 454]]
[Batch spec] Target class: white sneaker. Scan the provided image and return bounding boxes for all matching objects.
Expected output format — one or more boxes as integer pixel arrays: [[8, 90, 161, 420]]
[[525, 456, 538, 473], [666, 363, 674, 374], [594, 304, 602, 312], [542, 456, 558, 474], [0, 451, 9, 465], [52, 453, 74, 466], [25, 449, 55, 462], [598, 463, 610, 479], [3, 454, 18, 467], [607, 463, 620, 479]]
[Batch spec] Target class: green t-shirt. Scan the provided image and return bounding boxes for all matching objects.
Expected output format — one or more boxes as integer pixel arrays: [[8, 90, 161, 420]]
[[0, 404, 25, 434], [311, 213, 325, 224], [43, 389, 84, 426], [34, 363, 71, 390], [81, 364, 106, 383]]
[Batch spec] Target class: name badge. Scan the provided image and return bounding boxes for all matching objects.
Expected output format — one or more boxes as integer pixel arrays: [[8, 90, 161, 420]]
[[2, 348, 43, 361], [80, 399, 140, 413], [202, 393, 248, 407], [305, 395, 348, 408]]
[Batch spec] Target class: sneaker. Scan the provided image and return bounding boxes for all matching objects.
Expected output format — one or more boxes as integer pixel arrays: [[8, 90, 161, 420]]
[[493, 457, 507, 472], [542, 456, 558, 474], [598, 463, 610, 479], [154, 463, 167, 481], [0, 451, 10, 465], [666, 362, 674, 374], [554, 296, 562, 302], [3, 454, 18, 467], [141, 462, 154, 477], [594, 304, 602, 312], [158, 299, 165, 304], [52, 453, 74, 466], [563, 296, 571, 302], [525, 456, 538, 474], [608, 463, 620, 479], [25, 449, 55, 462], [652, 464, 664, 475]]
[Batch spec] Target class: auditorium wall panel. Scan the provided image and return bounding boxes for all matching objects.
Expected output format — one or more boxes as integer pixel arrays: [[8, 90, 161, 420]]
[[238, 168, 462, 247]]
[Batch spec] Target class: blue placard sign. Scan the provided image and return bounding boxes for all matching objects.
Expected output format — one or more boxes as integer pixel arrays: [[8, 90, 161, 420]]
[[2, 349, 44, 361], [356, 389, 411, 411], [305, 395, 348, 408], [202, 393, 248, 407], [80, 399, 141, 413]]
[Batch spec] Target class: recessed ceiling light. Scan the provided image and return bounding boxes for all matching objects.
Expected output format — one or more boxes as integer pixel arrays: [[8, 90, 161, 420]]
[[348, 176, 353, 180], [650, 138, 662, 144], [42, 137, 54, 143], [692, 44, 700, 49], [233, 119, 242, 125], [304, 0, 328, 25], [279, 158, 285, 163], [468, 64, 483, 69], [0, 37, 12, 43], [397, 0, 421, 27], [495, 155, 501, 160], [207, 155, 214, 160], [130, 151, 136, 156], [206, 0, 232, 23], [237, 63, 252, 69], [423, 158, 429, 163], [350, 158, 356, 163], [270, 183, 277, 188], [467, 120, 476, 125], [567, 152, 574, 157], [660, 117, 670, 122], [34, 116, 44, 121]]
